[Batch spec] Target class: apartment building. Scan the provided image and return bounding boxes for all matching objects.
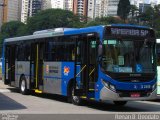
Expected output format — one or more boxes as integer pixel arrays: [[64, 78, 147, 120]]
[[0, 0, 20, 23], [42, 0, 52, 10], [65, 0, 73, 11], [21, 0, 42, 23], [51, 0, 65, 9], [73, 0, 88, 16], [95, 0, 119, 18], [87, 0, 96, 19], [28, 0, 42, 16], [21, 0, 29, 23]]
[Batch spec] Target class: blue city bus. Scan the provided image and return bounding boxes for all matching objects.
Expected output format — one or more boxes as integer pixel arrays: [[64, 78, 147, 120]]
[[2, 24, 157, 106]]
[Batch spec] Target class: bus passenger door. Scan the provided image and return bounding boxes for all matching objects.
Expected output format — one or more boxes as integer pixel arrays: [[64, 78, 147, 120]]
[[75, 33, 98, 98], [5, 45, 16, 85], [30, 43, 44, 91]]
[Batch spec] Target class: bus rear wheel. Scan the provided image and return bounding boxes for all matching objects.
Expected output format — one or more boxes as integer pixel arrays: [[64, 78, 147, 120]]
[[113, 101, 127, 106], [20, 76, 29, 95]]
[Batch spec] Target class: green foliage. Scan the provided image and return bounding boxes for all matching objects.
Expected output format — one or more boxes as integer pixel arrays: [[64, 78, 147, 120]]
[[27, 9, 83, 34], [133, 5, 160, 37], [117, 0, 131, 21], [85, 17, 124, 27], [0, 21, 26, 55], [1, 21, 26, 37], [139, 6, 154, 24]]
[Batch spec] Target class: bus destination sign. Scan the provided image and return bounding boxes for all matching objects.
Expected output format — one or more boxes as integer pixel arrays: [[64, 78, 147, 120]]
[[111, 28, 149, 37], [106, 27, 154, 37]]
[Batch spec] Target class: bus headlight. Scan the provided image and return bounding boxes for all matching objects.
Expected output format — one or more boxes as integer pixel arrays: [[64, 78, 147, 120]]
[[101, 79, 116, 92], [152, 84, 156, 91], [101, 79, 109, 88], [110, 84, 116, 92]]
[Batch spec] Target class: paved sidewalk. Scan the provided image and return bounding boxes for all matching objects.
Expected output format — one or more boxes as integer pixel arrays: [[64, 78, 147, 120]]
[[0, 80, 11, 92]]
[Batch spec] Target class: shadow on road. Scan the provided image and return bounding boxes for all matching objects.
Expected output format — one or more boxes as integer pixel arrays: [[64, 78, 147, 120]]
[[33, 93, 160, 112], [7, 88, 160, 112], [0, 92, 27, 110], [83, 100, 160, 112]]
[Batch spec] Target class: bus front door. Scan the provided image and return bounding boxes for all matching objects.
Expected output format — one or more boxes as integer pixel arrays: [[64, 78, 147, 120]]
[[75, 34, 97, 98], [30, 43, 44, 91]]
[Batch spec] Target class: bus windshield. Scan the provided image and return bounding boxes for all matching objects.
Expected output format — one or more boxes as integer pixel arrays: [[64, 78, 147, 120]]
[[101, 39, 155, 73]]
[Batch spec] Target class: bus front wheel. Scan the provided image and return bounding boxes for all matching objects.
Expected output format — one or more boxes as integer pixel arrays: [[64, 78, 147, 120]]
[[68, 85, 82, 105], [113, 101, 127, 106], [20, 76, 29, 95]]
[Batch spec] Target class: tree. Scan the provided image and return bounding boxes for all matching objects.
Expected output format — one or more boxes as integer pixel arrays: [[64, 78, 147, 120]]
[[85, 17, 124, 27], [1, 21, 26, 37], [130, 5, 138, 17], [0, 21, 26, 54], [117, 0, 131, 22], [27, 9, 83, 34], [139, 6, 154, 26], [129, 5, 139, 24]]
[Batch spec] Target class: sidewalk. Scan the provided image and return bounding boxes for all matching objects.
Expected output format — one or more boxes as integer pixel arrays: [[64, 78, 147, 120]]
[[0, 80, 11, 92]]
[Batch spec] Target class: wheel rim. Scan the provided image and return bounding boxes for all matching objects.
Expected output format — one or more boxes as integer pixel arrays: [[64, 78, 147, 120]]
[[72, 88, 79, 103], [21, 80, 25, 92]]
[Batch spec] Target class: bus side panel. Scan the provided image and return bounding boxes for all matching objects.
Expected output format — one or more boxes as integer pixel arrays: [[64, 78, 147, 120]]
[[61, 62, 74, 96], [15, 61, 30, 88], [43, 62, 62, 94]]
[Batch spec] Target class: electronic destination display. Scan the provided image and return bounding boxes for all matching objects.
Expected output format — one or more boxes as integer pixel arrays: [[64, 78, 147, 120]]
[[105, 26, 155, 38]]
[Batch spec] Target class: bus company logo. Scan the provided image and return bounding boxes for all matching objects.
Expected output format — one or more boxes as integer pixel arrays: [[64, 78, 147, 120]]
[[64, 66, 70, 76]]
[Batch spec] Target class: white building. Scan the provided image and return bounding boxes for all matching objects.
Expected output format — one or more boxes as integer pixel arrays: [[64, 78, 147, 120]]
[[95, 0, 119, 18], [148, 0, 159, 6], [107, 0, 119, 16], [21, 0, 29, 23], [42, 0, 52, 10], [44, 0, 73, 11], [95, 0, 107, 18], [65, 0, 73, 11], [130, 0, 144, 7], [21, 0, 42, 23], [87, 0, 96, 19], [51, 0, 64, 9]]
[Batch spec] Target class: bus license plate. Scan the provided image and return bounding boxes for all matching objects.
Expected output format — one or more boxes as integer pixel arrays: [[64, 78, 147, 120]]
[[130, 93, 140, 97]]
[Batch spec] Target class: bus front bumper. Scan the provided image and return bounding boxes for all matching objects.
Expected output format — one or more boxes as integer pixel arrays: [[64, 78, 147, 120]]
[[100, 87, 157, 101]]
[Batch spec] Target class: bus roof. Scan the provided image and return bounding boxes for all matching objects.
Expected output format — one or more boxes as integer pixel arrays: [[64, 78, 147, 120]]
[[110, 24, 152, 29], [4, 24, 153, 43]]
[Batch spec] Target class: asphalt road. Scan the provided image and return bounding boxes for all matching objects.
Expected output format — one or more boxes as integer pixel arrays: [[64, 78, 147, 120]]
[[0, 88, 160, 114], [0, 88, 160, 120]]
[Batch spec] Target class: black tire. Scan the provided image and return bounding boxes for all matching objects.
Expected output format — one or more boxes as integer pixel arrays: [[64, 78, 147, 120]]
[[68, 84, 82, 105], [113, 101, 127, 106], [20, 76, 29, 95]]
